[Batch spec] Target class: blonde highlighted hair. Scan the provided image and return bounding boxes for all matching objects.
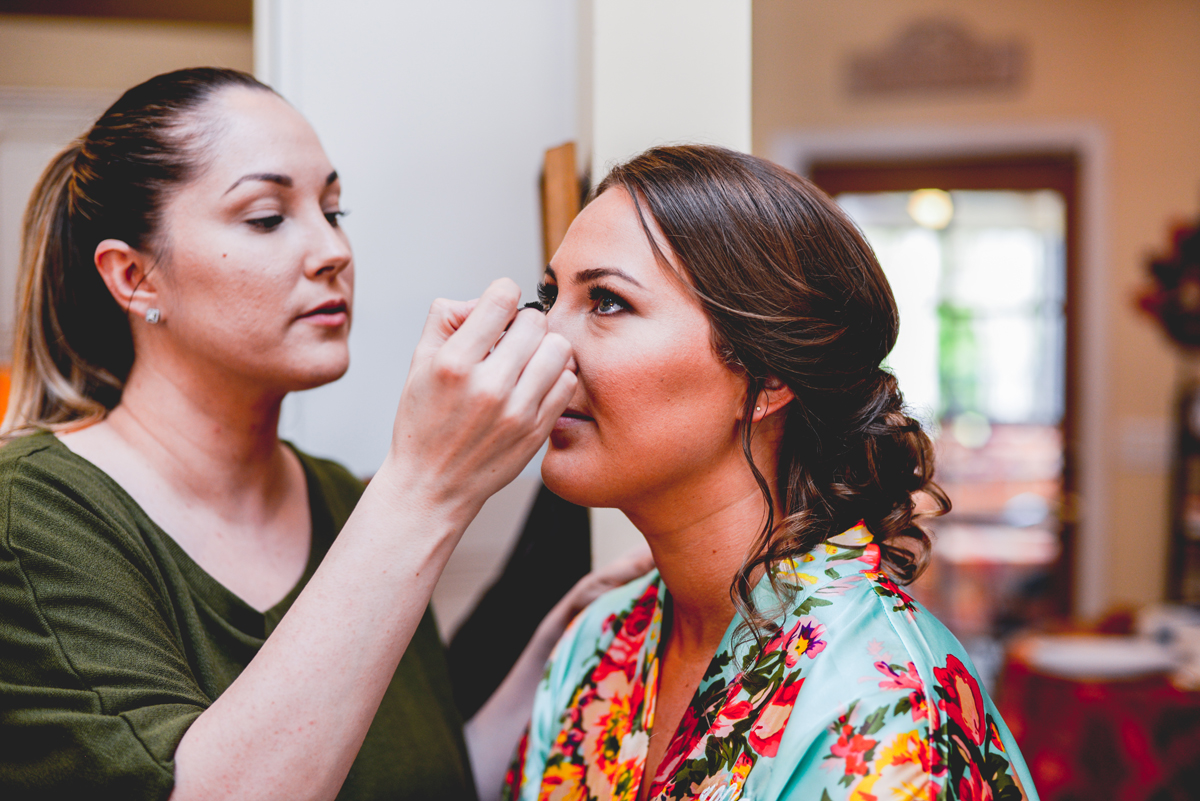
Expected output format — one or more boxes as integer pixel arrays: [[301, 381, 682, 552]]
[[2, 68, 272, 438]]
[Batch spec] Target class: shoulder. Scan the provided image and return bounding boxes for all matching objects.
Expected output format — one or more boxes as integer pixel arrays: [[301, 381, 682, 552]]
[[0, 431, 147, 545], [764, 556, 1034, 798]]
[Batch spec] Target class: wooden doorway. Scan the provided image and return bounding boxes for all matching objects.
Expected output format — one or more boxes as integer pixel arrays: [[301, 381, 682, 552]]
[[811, 155, 1080, 657]]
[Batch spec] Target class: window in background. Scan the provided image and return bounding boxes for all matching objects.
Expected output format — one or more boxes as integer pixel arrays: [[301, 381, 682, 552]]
[[813, 157, 1078, 689]]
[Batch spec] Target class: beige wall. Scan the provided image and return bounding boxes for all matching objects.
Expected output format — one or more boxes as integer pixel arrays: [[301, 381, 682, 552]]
[[754, 0, 1200, 613], [0, 14, 252, 93]]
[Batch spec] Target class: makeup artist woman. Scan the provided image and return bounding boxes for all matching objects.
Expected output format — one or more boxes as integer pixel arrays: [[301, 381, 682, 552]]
[[0, 68, 584, 801]]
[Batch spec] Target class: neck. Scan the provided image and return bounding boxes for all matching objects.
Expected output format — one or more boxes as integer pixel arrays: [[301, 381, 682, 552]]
[[104, 357, 289, 505], [627, 469, 779, 658], [626, 415, 787, 658]]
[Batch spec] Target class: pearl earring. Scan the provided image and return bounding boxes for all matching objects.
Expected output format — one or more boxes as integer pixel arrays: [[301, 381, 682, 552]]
[[145, 308, 161, 324], [755, 405, 762, 412]]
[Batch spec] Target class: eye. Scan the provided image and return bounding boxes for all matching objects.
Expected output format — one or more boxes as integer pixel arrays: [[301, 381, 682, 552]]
[[589, 285, 629, 315], [536, 281, 558, 311], [325, 209, 348, 227], [248, 215, 284, 231]]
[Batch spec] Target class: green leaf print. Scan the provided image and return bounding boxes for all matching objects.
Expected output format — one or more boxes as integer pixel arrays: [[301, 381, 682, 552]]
[[794, 596, 834, 616]]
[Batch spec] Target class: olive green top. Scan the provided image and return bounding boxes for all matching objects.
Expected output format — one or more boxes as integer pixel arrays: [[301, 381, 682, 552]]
[[0, 431, 476, 800]]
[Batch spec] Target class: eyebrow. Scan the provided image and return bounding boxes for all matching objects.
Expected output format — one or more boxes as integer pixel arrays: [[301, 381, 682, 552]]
[[543, 265, 645, 289], [224, 170, 339, 195]]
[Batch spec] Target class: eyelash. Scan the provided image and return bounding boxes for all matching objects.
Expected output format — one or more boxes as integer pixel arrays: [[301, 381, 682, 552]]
[[533, 282, 629, 316], [247, 210, 348, 231], [588, 284, 629, 315], [535, 282, 558, 311]]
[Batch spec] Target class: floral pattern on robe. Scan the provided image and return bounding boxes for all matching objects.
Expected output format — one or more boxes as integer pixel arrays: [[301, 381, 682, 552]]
[[504, 523, 1038, 801]]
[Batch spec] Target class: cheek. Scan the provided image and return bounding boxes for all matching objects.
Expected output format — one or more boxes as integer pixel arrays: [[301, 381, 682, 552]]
[[171, 253, 293, 334], [544, 326, 745, 504]]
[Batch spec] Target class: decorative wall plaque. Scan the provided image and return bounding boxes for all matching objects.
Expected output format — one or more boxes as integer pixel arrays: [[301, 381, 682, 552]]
[[847, 18, 1027, 97]]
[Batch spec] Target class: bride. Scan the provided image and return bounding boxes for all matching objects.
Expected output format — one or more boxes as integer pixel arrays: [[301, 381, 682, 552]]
[[504, 145, 1036, 801]]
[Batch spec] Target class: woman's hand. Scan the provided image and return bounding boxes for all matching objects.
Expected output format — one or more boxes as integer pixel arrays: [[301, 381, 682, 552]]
[[554, 547, 656, 623], [382, 278, 576, 521]]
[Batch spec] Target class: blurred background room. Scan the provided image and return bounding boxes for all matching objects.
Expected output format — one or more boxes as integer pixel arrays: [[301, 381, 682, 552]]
[[1, 1, 1199, 798]]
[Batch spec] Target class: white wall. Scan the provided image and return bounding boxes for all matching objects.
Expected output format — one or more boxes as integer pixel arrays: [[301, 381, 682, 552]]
[[586, 0, 752, 181], [257, 0, 579, 477]]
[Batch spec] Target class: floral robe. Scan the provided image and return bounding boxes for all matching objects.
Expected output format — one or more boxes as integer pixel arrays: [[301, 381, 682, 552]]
[[504, 524, 1038, 801]]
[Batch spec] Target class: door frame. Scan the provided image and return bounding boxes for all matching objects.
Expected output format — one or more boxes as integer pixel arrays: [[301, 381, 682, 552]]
[[769, 123, 1109, 620]]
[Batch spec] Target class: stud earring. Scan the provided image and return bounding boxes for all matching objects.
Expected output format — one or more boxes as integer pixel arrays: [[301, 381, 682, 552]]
[[145, 308, 161, 324], [755, 405, 762, 412]]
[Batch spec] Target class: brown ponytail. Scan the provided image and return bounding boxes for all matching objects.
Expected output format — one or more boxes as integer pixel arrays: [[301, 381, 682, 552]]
[[2, 67, 272, 438], [596, 145, 950, 642]]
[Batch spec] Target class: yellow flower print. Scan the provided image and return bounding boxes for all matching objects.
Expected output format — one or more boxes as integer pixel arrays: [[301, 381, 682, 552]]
[[539, 762, 588, 801]]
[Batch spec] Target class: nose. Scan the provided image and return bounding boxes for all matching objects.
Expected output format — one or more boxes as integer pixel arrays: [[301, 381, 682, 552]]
[[542, 303, 580, 372], [306, 212, 353, 281]]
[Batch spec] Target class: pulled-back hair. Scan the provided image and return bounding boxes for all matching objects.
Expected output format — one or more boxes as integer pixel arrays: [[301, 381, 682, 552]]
[[3, 67, 271, 437], [596, 145, 949, 639]]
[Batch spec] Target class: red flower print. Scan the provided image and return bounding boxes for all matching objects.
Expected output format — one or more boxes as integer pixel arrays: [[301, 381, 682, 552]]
[[593, 589, 657, 684], [989, 720, 1006, 752], [933, 654, 986, 746], [711, 699, 753, 737], [958, 760, 995, 801], [869, 571, 916, 608], [830, 723, 877, 777], [858, 542, 883, 570], [503, 729, 529, 796], [747, 677, 803, 757], [875, 661, 922, 692], [876, 661, 930, 721]]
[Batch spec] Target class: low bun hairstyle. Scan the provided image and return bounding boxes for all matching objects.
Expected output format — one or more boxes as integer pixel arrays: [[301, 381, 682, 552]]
[[595, 145, 949, 638], [3, 67, 271, 437]]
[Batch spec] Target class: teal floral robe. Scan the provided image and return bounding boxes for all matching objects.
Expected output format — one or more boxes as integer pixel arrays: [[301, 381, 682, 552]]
[[504, 523, 1038, 801]]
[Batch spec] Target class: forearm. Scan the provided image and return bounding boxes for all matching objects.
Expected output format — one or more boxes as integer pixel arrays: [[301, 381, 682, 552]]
[[171, 461, 475, 801], [170, 282, 574, 800]]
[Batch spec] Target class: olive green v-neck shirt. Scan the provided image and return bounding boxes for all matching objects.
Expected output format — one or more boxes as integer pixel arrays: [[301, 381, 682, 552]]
[[0, 432, 476, 800]]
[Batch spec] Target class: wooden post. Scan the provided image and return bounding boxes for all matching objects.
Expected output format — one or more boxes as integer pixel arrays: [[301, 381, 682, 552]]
[[541, 141, 580, 265]]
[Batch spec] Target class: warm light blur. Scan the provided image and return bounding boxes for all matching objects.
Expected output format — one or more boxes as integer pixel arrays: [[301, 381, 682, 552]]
[[907, 188, 955, 229]]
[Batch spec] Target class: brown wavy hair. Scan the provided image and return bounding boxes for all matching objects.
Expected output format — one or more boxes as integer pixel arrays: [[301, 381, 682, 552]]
[[3, 67, 271, 437], [596, 145, 949, 639]]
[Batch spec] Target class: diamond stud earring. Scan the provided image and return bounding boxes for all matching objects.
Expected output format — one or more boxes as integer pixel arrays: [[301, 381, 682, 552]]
[[145, 308, 161, 324]]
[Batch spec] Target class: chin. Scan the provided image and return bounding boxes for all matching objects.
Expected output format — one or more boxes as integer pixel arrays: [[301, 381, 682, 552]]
[[287, 350, 350, 391], [542, 448, 623, 509]]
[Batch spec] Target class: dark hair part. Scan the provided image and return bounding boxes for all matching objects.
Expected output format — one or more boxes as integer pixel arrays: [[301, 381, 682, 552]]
[[3, 67, 272, 436], [596, 145, 949, 640]]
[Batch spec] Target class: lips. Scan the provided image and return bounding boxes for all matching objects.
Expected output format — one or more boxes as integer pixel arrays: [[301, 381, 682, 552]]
[[300, 299, 349, 319]]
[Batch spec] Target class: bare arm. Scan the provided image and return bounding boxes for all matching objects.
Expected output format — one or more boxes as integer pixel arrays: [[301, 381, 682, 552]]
[[464, 548, 655, 801], [170, 280, 576, 801]]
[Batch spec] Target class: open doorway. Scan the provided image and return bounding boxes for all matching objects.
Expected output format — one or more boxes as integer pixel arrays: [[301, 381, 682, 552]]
[[811, 155, 1079, 687]]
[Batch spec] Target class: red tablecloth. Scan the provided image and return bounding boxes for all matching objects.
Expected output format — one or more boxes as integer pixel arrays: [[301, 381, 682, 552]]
[[998, 658, 1200, 800]]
